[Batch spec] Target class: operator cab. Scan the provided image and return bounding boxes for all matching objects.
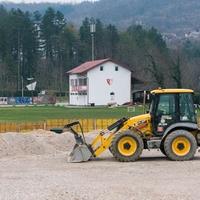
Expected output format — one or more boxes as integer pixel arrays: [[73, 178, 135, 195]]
[[149, 89, 197, 136]]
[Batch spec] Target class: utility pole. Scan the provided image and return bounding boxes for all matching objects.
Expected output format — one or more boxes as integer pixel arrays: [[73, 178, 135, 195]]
[[21, 76, 24, 97], [90, 23, 96, 61], [17, 30, 20, 91]]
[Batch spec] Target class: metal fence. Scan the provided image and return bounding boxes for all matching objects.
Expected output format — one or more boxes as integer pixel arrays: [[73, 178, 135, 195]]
[[0, 118, 118, 133], [0, 118, 199, 133]]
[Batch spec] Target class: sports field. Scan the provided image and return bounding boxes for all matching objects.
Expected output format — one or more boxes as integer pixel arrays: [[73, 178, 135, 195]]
[[0, 106, 144, 122]]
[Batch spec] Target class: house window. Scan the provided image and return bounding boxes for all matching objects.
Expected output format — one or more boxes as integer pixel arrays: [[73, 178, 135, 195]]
[[115, 66, 118, 71], [78, 78, 87, 86], [83, 78, 87, 85], [70, 79, 74, 86], [100, 66, 104, 71], [79, 79, 83, 86], [75, 79, 78, 86]]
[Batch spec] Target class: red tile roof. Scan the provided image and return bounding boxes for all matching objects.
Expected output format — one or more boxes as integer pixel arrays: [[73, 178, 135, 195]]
[[67, 58, 111, 74]]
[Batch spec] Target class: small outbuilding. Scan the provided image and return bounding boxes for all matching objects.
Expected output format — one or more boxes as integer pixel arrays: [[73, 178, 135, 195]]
[[67, 58, 131, 106]]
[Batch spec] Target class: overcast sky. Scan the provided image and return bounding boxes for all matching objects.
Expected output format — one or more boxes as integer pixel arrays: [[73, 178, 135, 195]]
[[0, 0, 98, 3]]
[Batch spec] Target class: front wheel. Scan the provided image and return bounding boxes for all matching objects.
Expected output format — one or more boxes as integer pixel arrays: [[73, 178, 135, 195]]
[[110, 130, 144, 162], [160, 143, 166, 156], [164, 130, 197, 161]]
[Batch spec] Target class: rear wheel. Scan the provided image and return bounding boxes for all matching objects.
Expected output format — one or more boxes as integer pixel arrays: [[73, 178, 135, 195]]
[[110, 130, 144, 162], [164, 130, 197, 161]]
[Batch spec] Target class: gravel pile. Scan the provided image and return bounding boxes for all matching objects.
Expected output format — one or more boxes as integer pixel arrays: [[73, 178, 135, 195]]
[[0, 130, 75, 158]]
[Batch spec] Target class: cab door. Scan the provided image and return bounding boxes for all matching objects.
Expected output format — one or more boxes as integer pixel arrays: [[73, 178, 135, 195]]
[[152, 94, 178, 136], [179, 93, 196, 122]]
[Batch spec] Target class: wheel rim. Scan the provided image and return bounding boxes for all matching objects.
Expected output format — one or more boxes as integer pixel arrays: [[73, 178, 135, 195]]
[[172, 136, 191, 156], [118, 136, 137, 156]]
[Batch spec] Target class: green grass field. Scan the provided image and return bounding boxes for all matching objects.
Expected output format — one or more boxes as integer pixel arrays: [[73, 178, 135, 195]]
[[0, 106, 144, 122]]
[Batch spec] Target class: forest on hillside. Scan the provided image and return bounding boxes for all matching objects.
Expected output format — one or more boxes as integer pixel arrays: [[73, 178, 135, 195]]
[[2, 0, 200, 34], [0, 6, 200, 96]]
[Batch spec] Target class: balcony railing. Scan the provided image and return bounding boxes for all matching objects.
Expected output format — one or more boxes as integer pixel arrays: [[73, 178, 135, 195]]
[[71, 85, 88, 92]]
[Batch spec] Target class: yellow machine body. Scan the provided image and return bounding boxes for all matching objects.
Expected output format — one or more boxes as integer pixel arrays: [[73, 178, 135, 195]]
[[89, 89, 198, 158], [62, 88, 199, 162], [151, 88, 193, 94]]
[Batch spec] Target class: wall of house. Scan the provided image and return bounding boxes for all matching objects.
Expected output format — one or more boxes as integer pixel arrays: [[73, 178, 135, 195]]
[[69, 74, 88, 105], [70, 94, 87, 106], [87, 61, 131, 105]]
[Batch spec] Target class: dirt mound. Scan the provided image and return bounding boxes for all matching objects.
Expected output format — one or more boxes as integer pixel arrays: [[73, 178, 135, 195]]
[[0, 130, 75, 158]]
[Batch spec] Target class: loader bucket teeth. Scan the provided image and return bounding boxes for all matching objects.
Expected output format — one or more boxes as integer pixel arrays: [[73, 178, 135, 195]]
[[68, 144, 92, 163]]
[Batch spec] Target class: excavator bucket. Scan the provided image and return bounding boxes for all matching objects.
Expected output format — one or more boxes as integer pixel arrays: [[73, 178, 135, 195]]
[[68, 144, 93, 163], [63, 121, 93, 163], [51, 121, 93, 162]]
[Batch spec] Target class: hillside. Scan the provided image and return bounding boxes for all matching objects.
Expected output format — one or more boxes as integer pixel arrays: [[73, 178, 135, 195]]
[[1, 0, 200, 35]]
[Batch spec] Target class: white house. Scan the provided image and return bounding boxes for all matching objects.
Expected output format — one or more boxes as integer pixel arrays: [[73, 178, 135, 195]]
[[67, 58, 131, 106]]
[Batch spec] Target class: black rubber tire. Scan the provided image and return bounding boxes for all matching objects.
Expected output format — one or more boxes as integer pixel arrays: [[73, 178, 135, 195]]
[[110, 130, 144, 162], [164, 130, 197, 161], [160, 143, 166, 156], [109, 146, 114, 155]]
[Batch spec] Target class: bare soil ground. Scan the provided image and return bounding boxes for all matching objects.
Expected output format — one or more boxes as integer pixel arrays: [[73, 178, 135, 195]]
[[0, 131, 200, 200]]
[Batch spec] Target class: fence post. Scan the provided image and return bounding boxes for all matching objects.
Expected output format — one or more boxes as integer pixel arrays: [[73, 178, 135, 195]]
[[17, 123, 20, 132], [93, 119, 97, 130], [43, 121, 47, 130]]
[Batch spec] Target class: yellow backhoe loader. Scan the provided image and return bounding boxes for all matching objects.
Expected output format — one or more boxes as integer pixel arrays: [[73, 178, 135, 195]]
[[52, 89, 200, 162]]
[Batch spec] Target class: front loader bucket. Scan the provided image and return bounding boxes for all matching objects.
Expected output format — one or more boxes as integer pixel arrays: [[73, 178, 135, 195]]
[[68, 144, 93, 163]]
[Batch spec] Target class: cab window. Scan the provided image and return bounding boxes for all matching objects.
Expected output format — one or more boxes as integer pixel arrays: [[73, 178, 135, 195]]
[[153, 94, 176, 134], [179, 94, 196, 122], [156, 94, 176, 116]]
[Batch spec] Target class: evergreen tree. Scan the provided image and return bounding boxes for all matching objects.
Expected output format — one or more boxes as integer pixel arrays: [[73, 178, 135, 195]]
[[171, 55, 182, 88], [105, 24, 119, 58], [79, 17, 91, 62]]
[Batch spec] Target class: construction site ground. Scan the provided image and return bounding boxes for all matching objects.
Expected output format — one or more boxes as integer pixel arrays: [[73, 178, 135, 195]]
[[0, 131, 200, 200]]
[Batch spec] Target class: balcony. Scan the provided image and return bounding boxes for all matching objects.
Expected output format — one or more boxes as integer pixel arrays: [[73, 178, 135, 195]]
[[71, 85, 88, 92]]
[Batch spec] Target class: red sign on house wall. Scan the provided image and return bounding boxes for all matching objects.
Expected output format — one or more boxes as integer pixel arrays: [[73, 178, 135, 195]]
[[106, 79, 113, 85]]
